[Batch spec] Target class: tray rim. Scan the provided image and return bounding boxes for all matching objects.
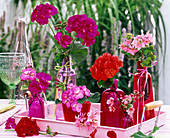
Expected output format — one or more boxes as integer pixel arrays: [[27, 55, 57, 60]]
[[14, 102, 166, 131]]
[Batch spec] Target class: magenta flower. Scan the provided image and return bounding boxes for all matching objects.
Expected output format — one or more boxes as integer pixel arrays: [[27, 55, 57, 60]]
[[28, 80, 42, 95], [20, 68, 36, 81], [31, 3, 58, 25], [65, 14, 99, 47], [54, 32, 73, 48], [5, 117, 16, 129], [36, 72, 51, 93]]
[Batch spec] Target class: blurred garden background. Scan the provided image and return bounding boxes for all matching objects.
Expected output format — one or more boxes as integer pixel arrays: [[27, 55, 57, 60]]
[[0, 0, 168, 103]]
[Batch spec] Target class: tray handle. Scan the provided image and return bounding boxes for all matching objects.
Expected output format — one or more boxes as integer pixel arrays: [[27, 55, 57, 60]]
[[144, 100, 163, 110], [139, 100, 163, 131]]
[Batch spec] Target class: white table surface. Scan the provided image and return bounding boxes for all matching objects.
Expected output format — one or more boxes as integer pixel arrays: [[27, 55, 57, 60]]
[[0, 99, 170, 138]]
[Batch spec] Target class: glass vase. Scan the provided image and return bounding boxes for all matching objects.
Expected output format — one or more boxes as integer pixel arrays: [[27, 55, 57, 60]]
[[120, 112, 133, 128], [56, 56, 76, 100], [15, 17, 34, 99], [62, 100, 91, 122], [28, 94, 45, 118], [100, 80, 125, 127], [133, 61, 155, 125]]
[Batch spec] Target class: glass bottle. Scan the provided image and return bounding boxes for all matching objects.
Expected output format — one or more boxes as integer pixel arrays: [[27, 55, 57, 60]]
[[28, 94, 45, 118], [56, 56, 76, 100], [120, 112, 133, 128], [15, 17, 34, 69], [133, 61, 155, 125], [100, 79, 125, 127], [15, 17, 34, 99]]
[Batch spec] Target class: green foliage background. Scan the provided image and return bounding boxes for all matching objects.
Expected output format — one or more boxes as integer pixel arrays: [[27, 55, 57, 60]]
[[0, 0, 165, 100]]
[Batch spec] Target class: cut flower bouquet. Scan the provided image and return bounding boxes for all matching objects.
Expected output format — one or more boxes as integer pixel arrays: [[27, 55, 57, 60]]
[[119, 32, 156, 67], [31, 3, 99, 64]]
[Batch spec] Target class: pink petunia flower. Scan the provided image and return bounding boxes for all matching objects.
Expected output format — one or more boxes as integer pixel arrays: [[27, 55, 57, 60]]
[[20, 68, 36, 81], [54, 32, 73, 48]]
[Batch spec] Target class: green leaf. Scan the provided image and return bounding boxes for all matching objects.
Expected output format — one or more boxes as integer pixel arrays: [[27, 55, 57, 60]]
[[98, 79, 113, 89], [130, 131, 147, 138], [127, 104, 132, 109], [77, 97, 87, 104], [148, 126, 159, 136], [55, 98, 62, 105], [70, 43, 88, 63], [88, 92, 100, 103]]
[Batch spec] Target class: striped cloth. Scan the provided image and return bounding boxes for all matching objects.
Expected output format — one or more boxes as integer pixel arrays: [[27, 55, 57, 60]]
[[0, 104, 23, 125]]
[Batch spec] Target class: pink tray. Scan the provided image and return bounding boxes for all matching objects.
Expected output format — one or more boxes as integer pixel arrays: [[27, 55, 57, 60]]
[[14, 103, 166, 138]]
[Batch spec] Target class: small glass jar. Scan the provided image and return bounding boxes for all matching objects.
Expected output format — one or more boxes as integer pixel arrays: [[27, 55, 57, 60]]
[[120, 112, 133, 128], [28, 94, 45, 118]]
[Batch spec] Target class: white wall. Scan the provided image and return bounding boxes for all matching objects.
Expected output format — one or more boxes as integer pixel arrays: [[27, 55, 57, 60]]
[[159, 0, 170, 104]]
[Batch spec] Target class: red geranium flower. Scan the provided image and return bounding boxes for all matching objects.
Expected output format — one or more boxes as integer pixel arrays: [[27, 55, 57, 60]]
[[15, 117, 40, 137], [90, 53, 123, 82]]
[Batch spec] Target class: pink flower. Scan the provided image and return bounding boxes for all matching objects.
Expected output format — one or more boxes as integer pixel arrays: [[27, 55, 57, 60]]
[[107, 97, 114, 105], [107, 97, 115, 112], [71, 102, 82, 112], [108, 105, 115, 112], [54, 32, 73, 48], [31, 3, 58, 25], [127, 107, 135, 118], [80, 86, 90, 97], [36, 72, 51, 93], [20, 68, 36, 81], [28, 80, 42, 95], [119, 43, 128, 52], [75, 109, 98, 131], [73, 86, 84, 99], [62, 90, 71, 108], [62, 84, 91, 112], [145, 31, 153, 44], [127, 48, 138, 55]]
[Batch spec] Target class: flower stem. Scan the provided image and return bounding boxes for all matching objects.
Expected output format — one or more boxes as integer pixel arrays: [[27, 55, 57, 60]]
[[5, 129, 15, 131], [48, 23, 55, 36]]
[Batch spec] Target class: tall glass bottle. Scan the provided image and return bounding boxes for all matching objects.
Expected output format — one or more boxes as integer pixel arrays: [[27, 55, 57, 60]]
[[56, 56, 76, 120], [15, 17, 34, 99], [15, 17, 34, 69], [56, 56, 76, 100], [133, 61, 155, 125]]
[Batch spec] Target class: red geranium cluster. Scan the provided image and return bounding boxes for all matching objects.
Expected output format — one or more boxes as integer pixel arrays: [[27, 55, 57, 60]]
[[15, 117, 40, 137], [31, 3, 58, 25], [65, 14, 99, 47], [90, 53, 123, 82]]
